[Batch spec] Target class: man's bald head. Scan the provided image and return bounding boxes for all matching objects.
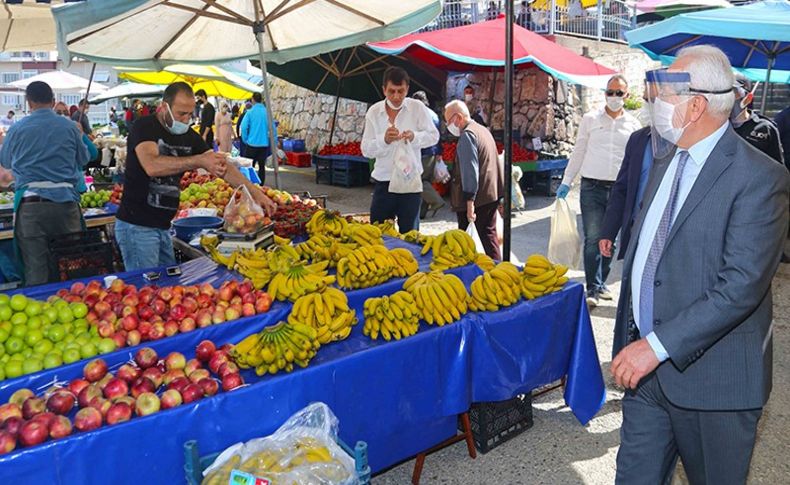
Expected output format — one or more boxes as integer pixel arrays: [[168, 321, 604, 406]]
[[444, 99, 470, 124]]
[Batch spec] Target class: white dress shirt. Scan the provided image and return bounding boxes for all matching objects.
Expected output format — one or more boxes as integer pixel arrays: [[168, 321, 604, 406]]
[[631, 121, 729, 360], [361, 98, 440, 182], [561, 108, 641, 186]]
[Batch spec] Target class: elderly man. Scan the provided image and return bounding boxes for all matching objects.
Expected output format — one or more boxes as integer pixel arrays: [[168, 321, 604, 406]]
[[116, 82, 275, 271], [558, 74, 641, 307], [444, 100, 504, 260], [361, 67, 439, 233], [0, 82, 89, 285], [611, 46, 789, 484]]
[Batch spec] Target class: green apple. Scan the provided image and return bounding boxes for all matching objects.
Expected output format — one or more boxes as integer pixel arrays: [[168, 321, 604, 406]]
[[22, 358, 43, 374], [79, 343, 97, 359], [0, 306, 12, 322], [26, 316, 42, 329], [9, 294, 27, 312], [43, 353, 63, 369], [4, 360, 22, 378], [43, 307, 58, 323], [24, 329, 44, 347], [4, 336, 24, 354], [70, 302, 88, 319], [24, 300, 42, 317], [0, 328, 8, 344], [33, 339, 53, 355], [57, 307, 74, 324], [62, 348, 81, 364], [47, 324, 66, 342], [0, 293, 9, 306], [97, 338, 116, 354], [10, 312, 27, 326], [10, 324, 26, 339]]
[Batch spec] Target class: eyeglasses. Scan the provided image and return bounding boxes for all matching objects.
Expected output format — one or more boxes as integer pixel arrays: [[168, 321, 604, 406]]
[[605, 90, 626, 97], [55, 110, 69, 116]]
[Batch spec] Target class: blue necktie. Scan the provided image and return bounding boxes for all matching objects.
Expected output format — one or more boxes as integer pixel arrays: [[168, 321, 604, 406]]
[[639, 151, 689, 336]]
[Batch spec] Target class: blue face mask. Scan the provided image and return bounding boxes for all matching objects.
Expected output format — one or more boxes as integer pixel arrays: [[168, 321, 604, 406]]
[[165, 102, 190, 135]]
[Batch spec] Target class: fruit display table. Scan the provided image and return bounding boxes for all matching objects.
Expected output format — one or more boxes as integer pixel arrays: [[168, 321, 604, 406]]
[[0, 243, 604, 484]]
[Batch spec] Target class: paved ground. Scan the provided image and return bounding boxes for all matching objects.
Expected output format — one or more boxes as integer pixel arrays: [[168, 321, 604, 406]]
[[274, 165, 789, 485]]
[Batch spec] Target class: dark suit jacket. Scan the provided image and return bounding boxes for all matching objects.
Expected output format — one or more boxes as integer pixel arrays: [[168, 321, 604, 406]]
[[602, 127, 651, 260], [612, 126, 790, 411]]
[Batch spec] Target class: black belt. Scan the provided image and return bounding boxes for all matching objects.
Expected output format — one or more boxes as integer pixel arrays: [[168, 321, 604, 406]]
[[19, 195, 53, 204], [582, 177, 615, 187]]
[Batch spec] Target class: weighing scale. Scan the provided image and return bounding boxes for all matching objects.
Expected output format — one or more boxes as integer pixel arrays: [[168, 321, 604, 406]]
[[215, 225, 275, 256]]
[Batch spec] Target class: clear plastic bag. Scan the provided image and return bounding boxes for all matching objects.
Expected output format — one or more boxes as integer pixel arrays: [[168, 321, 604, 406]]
[[433, 159, 450, 184], [223, 185, 266, 234], [548, 199, 581, 269], [202, 402, 358, 485], [465, 213, 520, 264], [389, 141, 422, 193]]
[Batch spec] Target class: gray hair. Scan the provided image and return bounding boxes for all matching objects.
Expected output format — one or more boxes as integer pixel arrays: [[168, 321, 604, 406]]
[[445, 99, 470, 117], [676, 45, 735, 116], [608, 74, 628, 88]]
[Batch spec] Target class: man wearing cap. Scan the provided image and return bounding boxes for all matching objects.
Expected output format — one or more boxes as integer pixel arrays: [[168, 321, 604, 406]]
[[730, 74, 784, 164]]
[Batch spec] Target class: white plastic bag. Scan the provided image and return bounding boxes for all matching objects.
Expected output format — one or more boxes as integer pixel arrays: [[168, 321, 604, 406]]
[[466, 212, 520, 264], [433, 159, 450, 184], [389, 141, 422, 193], [548, 199, 581, 269]]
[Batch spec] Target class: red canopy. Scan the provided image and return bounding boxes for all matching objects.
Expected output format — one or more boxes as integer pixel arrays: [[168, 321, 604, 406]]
[[369, 17, 616, 88]]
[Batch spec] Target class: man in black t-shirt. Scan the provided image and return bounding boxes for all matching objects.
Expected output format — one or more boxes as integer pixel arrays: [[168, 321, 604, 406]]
[[115, 82, 275, 271], [731, 75, 784, 165], [196, 89, 215, 148], [71, 98, 94, 140]]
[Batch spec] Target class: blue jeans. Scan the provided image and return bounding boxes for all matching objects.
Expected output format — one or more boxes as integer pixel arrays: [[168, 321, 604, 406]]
[[580, 178, 615, 294], [114, 219, 176, 271]]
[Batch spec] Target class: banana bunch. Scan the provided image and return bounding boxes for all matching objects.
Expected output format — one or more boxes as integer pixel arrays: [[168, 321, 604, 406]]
[[294, 233, 335, 261], [232, 248, 272, 289], [474, 253, 496, 271], [329, 240, 359, 266], [389, 248, 419, 278], [422, 229, 477, 270], [363, 291, 420, 341], [469, 262, 523, 312], [268, 244, 302, 273], [288, 287, 357, 343], [232, 321, 320, 376], [273, 234, 291, 246], [373, 219, 401, 237], [341, 222, 383, 246], [306, 209, 348, 237], [403, 271, 470, 325], [336, 244, 395, 289], [521, 254, 569, 299], [399, 229, 422, 244], [268, 261, 335, 301]]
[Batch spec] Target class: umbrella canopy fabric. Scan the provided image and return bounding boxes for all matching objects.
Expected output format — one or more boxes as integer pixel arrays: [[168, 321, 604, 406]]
[[52, 0, 442, 69], [635, 0, 731, 15], [88, 82, 166, 104], [9, 69, 107, 92], [0, 0, 83, 51], [264, 45, 446, 104], [117, 64, 261, 100], [369, 17, 616, 89]]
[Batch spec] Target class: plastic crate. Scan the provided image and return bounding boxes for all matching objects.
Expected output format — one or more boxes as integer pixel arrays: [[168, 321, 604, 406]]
[[184, 438, 371, 485], [285, 151, 312, 167], [464, 394, 533, 454], [48, 230, 116, 281], [314, 155, 333, 185], [332, 168, 370, 187], [282, 138, 306, 152]]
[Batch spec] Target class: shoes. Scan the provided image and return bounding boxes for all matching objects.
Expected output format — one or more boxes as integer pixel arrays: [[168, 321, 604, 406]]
[[598, 288, 614, 301], [586, 292, 599, 308]]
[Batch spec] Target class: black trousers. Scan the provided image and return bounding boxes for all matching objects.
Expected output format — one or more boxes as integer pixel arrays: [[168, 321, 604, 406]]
[[457, 201, 501, 260], [16, 199, 82, 286], [245, 145, 271, 185], [369, 181, 421, 234]]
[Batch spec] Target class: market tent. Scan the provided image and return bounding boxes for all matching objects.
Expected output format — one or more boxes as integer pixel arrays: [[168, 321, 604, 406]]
[[53, 0, 443, 189], [626, 0, 790, 109], [369, 17, 616, 89], [0, 0, 83, 51], [117, 64, 262, 100], [9, 69, 107, 93], [88, 82, 166, 104], [634, 0, 731, 22]]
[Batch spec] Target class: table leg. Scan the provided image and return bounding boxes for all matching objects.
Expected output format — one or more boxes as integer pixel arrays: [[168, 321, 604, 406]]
[[411, 412, 476, 485]]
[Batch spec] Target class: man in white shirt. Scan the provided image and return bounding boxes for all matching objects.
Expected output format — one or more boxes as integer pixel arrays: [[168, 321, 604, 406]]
[[361, 67, 440, 233], [557, 75, 641, 306]]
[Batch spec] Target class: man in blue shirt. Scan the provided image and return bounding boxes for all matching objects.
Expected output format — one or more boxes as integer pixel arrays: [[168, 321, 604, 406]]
[[0, 81, 89, 285], [240, 92, 277, 184]]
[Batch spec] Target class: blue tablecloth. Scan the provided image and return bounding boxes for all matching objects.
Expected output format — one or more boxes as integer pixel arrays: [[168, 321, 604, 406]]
[[0, 242, 605, 483]]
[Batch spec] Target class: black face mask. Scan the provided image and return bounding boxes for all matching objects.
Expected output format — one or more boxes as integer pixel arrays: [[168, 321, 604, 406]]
[[196, 99, 204, 105]]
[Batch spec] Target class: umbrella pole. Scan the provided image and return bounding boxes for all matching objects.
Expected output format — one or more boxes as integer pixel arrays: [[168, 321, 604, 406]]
[[80, 63, 97, 131], [502, 0, 514, 262], [328, 77, 343, 146], [254, 21, 281, 189], [760, 56, 774, 114]]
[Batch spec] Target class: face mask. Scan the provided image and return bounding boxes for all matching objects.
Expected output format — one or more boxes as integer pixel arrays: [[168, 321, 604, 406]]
[[606, 96, 624, 112], [464, 94, 474, 102], [652, 97, 691, 145], [165, 103, 190, 135], [385, 98, 403, 111], [447, 115, 461, 137]]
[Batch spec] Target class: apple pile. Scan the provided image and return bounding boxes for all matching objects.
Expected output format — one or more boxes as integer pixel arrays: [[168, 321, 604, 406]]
[[60, 279, 273, 349], [0, 341, 243, 454], [179, 172, 233, 216], [109, 184, 123, 205], [223, 194, 269, 235]]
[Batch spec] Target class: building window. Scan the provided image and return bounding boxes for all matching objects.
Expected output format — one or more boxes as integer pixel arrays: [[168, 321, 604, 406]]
[[1, 72, 20, 84], [94, 71, 110, 83], [61, 94, 81, 107], [22, 70, 37, 79], [2, 95, 19, 107]]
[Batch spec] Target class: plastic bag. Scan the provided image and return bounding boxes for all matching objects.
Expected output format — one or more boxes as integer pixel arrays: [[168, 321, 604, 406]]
[[202, 402, 358, 485], [389, 141, 422, 193], [223, 185, 266, 234], [511, 166, 525, 211], [548, 199, 581, 269], [433, 159, 450, 184], [465, 212, 520, 264]]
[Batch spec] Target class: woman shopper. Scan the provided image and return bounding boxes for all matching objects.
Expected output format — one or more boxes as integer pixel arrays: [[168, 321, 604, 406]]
[[215, 102, 234, 153]]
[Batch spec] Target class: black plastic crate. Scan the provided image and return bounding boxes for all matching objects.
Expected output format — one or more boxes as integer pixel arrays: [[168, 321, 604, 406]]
[[314, 155, 333, 185], [522, 169, 564, 197], [463, 394, 533, 454], [332, 168, 370, 187], [49, 230, 115, 281]]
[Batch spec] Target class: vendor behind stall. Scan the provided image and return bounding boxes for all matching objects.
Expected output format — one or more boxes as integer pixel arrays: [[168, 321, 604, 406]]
[[0, 81, 89, 286], [115, 82, 276, 271]]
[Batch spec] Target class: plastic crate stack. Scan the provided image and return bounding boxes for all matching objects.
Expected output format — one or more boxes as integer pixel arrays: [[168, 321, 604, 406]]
[[48, 229, 116, 282]]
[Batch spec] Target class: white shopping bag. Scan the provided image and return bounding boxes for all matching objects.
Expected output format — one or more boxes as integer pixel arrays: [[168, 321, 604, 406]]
[[548, 199, 581, 269], [433, 160, 450, 183], [389, 141, 422, 193], [466, 212, 520, 263]]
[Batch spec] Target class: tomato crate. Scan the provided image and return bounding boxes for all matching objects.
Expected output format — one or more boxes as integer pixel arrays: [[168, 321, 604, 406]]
[[48, 230, 116, 281], [285, 151, 312, 167], [463, 394, 534, 454], [183, 438, 371, 485]]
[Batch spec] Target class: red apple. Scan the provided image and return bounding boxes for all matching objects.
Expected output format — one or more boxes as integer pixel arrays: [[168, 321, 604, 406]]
[[182, 297, 198, 314], [22, 397, 45, 419], [167, 377, 190, 394], [224, 307, 241, 321], [102, 378, 129, 401], [152, 299, 167, 315], [162, 369, 186, 386], [122, 294, 139, 307], [121, 315, 139, 331], [0, 403, 22, 423], [83, 358, 108, 383], [217, 362, 239, 379], [116, 364, 141, 384], [2, 416, 24, 438], [208, 351, 230, 374], [126, 329, 142, 346], [130, 378, 156, 398], [106, 402, 133, 425], [241, 303, 256, 317], [211, 309, 226, 325], [157, 287, 173, 302], [160, 389, 183, 410], [184, 359, 202, 376], [74, 407, 102, 431], [97, 321, 115, 338], [19, 420, 48, 447], [134, 347, 158, 369], [181, 384, 203, 404], [242, 293, 256, 305], [94, 301, 111, 316], [138, 305, 155, 321], [218, 285, 234, 302], [149, 323, 166, 340], [230, 296, 242, 306], [46, 390, 76, 415], [219, 343, 234, 353], [77, 384, 102, 408], [196, 294, 212, 309], [188, 369, 210, 384], [195, 340, 216, 362], [68, 379, 90, 398], [111, 332, 127, 349], [89, 397, 111, 417], [196, 310, 213, 328], [9, 389, 35, 407], [49, 415, 73, 439], [113, 396, 136, 407], [221, 373, 244, 392], [169, 304, 187, 321], [70, 281, 86, 294], [237, 280, 253, 297], [0, 430, 15, 454], [141, 367, 163, 389], [198, 378, 219, 397], [134, 393, 160, 416], [179, 317, 196, 333], [199, 283, 215, 296], [165, 352, 186, 371], [109, 278, 125, 294], [164, 321, 179, 337], [97, 373, 114, 391]]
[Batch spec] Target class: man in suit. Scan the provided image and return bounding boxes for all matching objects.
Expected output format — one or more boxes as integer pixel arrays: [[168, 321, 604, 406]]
[[611, 46, 789, 484]]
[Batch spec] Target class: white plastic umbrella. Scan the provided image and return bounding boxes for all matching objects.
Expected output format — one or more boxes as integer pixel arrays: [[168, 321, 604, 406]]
[[10, 70, 108, 93], [0, 0, 68, 51], [88, 82, 167, 104], [53, 0, 442, 189]]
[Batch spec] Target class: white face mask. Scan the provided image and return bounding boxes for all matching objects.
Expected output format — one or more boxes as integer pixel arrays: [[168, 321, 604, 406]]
[[385, 98, 402, 110], [606, 96, 624, 112], [652, 97, 691, 145], [464, 94, 474, 103], [447, 122, 461, 137]]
